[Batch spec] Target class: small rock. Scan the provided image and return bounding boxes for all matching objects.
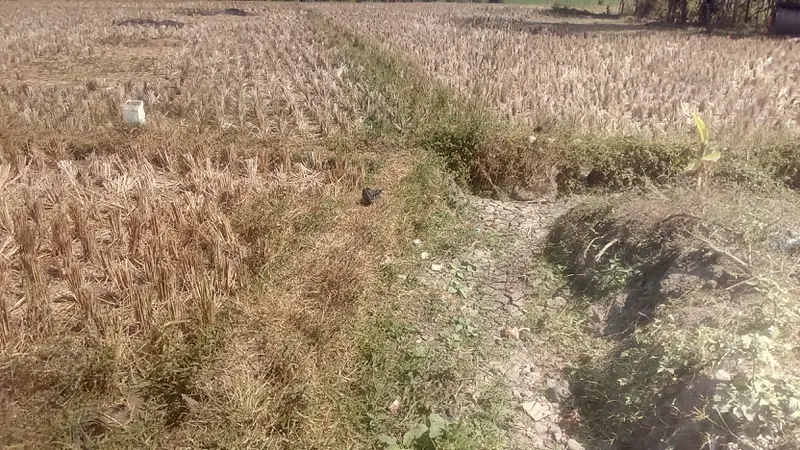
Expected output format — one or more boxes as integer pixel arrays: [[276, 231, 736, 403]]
[[388, 398, 401, 414], [781, 230, 800, 252], [548, 424, 563, 442], [545, 379, 572, 403], [501, 326, 521, 340], [714, 369, 731, 381], [566, 438, 585, 450], [397, 274, 408, 281], [534, 421, 550, 435], [521, 389, 534, 400], [430, 264, 444, 272], [506, 289, 525, 303], [546, 296, 567, 309], [521, 400, 551, 421], [420, 252, 429, 260], [412, 239, 422, 246], [529, 436, 545, 448]]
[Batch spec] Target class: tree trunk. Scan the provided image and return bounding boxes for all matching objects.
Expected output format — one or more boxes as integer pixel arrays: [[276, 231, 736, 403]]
[[680, 0, 689, 23]]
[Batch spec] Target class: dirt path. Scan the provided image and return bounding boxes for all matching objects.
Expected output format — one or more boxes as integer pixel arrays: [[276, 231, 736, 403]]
[[423, 193, 588, 450]]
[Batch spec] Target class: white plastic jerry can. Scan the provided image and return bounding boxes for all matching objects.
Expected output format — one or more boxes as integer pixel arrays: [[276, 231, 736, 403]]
[[122, 100, 146, 126]]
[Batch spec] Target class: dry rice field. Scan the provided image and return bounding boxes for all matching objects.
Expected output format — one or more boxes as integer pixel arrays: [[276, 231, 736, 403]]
[[322, 3, 800, 143], [1, 1, 799, 449]]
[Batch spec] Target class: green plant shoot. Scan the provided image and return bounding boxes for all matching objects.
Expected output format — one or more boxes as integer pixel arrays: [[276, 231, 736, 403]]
[[684, 112, 721, 188]]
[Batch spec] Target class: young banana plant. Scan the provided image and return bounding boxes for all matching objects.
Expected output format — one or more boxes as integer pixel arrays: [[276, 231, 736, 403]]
[[684, 113, 721, 188]]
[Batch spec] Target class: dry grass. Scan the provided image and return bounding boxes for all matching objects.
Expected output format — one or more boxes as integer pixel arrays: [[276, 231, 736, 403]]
[[0, 2, 453, 448], [0, 2, 361, 140], [322, 3, 800, 146]]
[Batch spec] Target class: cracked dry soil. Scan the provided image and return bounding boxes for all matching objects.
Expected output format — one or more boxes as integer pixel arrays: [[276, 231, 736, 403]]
[[423, 193, 588, 450]]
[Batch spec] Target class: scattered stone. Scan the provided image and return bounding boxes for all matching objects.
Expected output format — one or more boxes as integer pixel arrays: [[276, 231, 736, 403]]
[[545, 379, 571, 403], [521, 400, 551, 421], [506, 289, 525, 303], [431, 264, 444, 272], [566, 438, 585, 450], [412, 239, 423, 246], [548, 424, 563, 442], [780, 230, 800, 253], [501, 326, 521, 340], [388, 398, 401, 414], [521, 389, 534, 400], [420, 252, 429, 260], [529, 436, 545, 448], [546, 296, 567, 309], [533, 421, 550, 435], [714, 369, 731, 381]]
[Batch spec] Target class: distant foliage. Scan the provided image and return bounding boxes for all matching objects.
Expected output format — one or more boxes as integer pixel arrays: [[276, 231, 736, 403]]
[[628, 0, 776, 30]]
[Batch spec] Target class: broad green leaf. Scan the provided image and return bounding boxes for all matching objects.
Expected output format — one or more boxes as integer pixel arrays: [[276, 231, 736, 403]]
[[377, 434, 398, 446], [702, 150, 721, 162], [427, 413, 447, 439], [693, 112, 709, 144], [684, 160, 701, 172], [402, 423, 428, 446]]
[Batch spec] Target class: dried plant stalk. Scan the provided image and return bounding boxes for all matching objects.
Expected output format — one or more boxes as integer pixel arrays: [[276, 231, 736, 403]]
[[0, 269, 9, 345], [65, 262, 97, 327], [68, 203, 95, 262], [191, 272, 219, 327]]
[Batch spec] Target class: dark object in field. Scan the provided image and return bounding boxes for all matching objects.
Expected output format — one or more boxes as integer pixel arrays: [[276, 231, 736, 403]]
[[361, 188, 383, 206], [184, 8, 251, 17], [115, 18, 185, 28]]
